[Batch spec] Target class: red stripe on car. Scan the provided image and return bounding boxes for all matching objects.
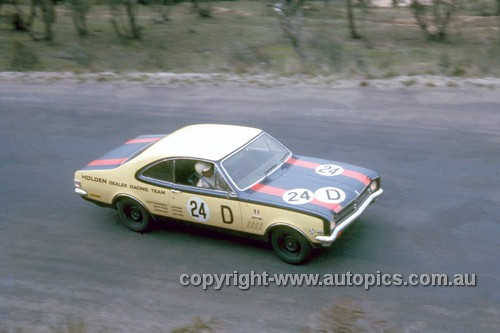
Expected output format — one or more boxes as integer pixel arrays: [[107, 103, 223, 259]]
[[125, 137, 161, 144], [287, 157, 319, 169], [87, 158, 127, 166], [341, 170, 370, 186], [251, 183, 287, 196], [311, 199, 342, 213], [287, 157, 370, 185]]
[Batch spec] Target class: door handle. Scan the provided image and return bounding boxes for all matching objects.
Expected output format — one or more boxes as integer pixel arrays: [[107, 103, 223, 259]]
[[171, 189, 181, 194]]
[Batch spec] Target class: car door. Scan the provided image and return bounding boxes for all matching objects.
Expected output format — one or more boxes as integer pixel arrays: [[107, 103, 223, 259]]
[[169, 158, 242, 231]]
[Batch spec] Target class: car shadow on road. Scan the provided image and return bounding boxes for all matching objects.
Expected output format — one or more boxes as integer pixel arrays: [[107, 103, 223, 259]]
[[113, 212, 379, 265], [112, 213, 273, 258]]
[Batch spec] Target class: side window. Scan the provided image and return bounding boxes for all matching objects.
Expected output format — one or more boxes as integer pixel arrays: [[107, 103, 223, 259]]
[[168, 159, 233, 192], [142, 160, 174, 183], [172, 159, 232, 192], [174, 159, 199, 186], [215, 171, 231, 192]]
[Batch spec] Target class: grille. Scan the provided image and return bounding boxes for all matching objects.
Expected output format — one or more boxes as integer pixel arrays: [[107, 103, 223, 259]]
[[335, 187, 371, 223]]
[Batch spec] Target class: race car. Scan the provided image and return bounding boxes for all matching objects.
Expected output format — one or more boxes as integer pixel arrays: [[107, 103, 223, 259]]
[[74, 124, 383, 264]]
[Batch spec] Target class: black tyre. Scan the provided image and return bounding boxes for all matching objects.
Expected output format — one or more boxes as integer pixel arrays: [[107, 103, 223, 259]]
[[117, 198, 152, 232], [271, 227, 312, 264]]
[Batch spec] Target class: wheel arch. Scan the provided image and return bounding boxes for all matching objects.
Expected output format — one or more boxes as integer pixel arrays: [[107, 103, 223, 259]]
[[112, 193, 157, 221], [265, 222, 311, 244]]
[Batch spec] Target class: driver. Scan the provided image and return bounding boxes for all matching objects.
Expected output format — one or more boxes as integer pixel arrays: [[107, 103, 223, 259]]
[[195, 161, 215, 189]]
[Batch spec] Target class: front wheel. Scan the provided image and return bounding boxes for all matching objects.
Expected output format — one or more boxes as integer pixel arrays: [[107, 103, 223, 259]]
[[117, 198, 152, 232], [271, 227, 312, 264]]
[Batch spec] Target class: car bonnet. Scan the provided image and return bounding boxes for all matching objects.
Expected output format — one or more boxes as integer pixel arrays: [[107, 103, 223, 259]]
[[239, 155, 379, 221]]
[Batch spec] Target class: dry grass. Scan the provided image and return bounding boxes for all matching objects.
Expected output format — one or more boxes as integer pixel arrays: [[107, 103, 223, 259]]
[[300, 299, 400, 333], [171, 316, 224, 333], [0, 1, 498, 77]]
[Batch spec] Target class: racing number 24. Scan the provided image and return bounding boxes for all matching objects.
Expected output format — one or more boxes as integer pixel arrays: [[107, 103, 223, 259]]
[[189, 200, 207, 219], [188, 200, 234, 224], [287, 190, 311, 202]]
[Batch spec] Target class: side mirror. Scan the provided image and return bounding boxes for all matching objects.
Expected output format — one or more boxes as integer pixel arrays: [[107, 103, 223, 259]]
[[226, 191, 238, 199]]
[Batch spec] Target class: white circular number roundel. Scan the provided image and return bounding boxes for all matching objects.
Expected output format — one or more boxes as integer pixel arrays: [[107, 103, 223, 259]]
[[282, 188, 314, 205], [314, 187, 346, 204], [315, 164, 344, 177], [187, 197, 210, 222]]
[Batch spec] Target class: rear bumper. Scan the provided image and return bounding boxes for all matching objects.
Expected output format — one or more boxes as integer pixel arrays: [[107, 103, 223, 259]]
[[75, 188, 88, 196], [315, 188, 383, 247]]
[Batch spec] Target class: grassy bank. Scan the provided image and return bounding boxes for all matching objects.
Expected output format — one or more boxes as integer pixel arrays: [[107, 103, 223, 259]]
[[0, 1, 499, 78]]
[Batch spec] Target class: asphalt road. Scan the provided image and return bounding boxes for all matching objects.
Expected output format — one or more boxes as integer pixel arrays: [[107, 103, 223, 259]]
[[0, 80, 499, 332]]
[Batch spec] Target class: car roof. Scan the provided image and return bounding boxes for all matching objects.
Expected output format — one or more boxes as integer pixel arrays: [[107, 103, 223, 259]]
[[142, 124, 262, 162]]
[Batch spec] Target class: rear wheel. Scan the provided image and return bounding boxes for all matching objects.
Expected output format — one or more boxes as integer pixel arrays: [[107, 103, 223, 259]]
[[117, 198, 151, 232], [271, 227, 312, 264]]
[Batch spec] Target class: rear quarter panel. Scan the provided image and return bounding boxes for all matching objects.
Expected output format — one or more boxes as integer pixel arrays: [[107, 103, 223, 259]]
[[76, 160, 174, 217], [75, 169, 120, 204], [76, 160, 145, 205]]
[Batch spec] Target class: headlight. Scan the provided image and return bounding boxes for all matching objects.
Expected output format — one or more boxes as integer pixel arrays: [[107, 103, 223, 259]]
[[74, 179, 81, 188], [369, 179, 379, 192]]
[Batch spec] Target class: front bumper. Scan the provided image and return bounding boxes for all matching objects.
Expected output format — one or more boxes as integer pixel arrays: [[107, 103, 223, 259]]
[[315, 188, 383, 247]]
